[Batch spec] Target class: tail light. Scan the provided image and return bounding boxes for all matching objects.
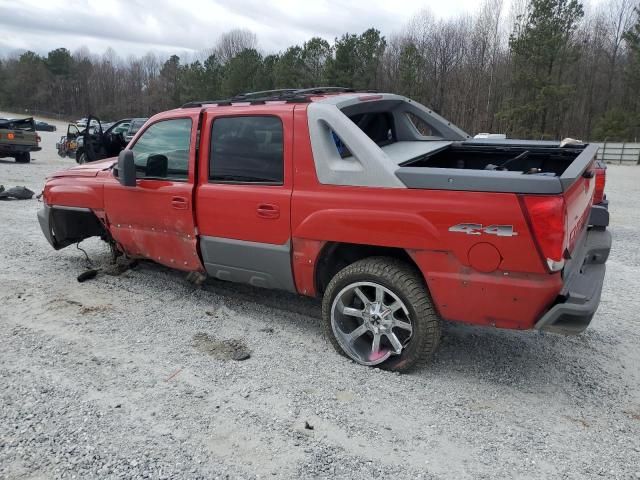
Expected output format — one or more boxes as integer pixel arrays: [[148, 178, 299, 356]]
[[520, 195, 567, 272], [37, 135, 41, 143], [7, 132, 15, 140], [593, 166, 606, 204]]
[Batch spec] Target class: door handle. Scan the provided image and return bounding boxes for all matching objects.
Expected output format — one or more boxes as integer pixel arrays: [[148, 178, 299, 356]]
[[256, 203, 280, 219], [171, 196, 189, 210]]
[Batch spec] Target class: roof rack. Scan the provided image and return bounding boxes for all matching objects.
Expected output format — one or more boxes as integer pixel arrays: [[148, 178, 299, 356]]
[[180, 86, 366, 108], [293, 87, 356, 95], [232, 89, 298, 100]]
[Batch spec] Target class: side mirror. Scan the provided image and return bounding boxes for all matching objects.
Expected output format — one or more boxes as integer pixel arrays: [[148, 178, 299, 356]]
[[117, 150, 136, 187]]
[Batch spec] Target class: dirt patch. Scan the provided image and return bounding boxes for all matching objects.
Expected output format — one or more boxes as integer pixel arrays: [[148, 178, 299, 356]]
[[192, 332, 251, 361], [79, 305, 112, 315]]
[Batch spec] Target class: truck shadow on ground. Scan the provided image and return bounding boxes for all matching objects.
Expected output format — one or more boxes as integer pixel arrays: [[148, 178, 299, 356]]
[[130, 260, 616, 396], [205, 272, 612, 396]]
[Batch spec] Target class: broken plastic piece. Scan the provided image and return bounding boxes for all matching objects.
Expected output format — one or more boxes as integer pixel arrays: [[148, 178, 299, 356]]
[[77, 269, 98, 282]]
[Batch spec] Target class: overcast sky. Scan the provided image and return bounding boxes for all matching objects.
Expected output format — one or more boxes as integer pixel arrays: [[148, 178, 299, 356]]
[[0, 0, 482, 58]]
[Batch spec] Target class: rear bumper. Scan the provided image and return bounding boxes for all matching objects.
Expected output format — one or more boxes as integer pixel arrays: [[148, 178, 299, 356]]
[[534, 227, 611, 335]]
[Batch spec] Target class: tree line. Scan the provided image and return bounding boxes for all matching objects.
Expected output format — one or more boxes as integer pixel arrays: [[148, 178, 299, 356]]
[[1, 0, 640, 141]]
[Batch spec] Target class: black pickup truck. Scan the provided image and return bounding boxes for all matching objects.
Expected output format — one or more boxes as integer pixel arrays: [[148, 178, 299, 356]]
[[0, 117, 41, 163]]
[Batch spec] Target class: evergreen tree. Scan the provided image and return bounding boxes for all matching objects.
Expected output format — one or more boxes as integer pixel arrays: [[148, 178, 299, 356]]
[[221, 49, 263, 96], [159, 55, 181, 109], [354, 28, 386, 90], [623, 6, 640, 114], [326, 33, 359, 87], [502, 0, 584, 138], [274, 46, 305, 88], [302, 37, 331, 86]]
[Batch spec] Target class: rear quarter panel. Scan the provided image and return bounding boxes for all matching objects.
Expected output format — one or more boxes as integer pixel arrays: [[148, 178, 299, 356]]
[[291, 105, 560, 329]]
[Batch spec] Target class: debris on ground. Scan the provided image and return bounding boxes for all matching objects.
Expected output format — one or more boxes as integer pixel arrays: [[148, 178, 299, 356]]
[[102, 259, 138, 276], [77, 269, 98, 283], [192, 333, 251, 361], [186, 271, 207, 286], [0, 185, 34, 200]]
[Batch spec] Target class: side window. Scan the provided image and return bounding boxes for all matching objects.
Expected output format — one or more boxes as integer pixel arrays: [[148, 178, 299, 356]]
[[406, 112, 433, 137], [348, 112, 396, 147], [131, 118, 192, 180], [129, 119, 146, 136], [331, 129, 352, 158], [210, 116, 284, 184], [112, 122, 130, 135]]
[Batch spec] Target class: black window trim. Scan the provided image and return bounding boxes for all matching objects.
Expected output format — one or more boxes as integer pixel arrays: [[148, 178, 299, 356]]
[[208, 114, 285, 186], [128, 116, 193, 183]]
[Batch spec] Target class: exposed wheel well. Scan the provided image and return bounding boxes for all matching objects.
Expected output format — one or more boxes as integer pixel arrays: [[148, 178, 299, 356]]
[[315, 242, 421, 295], [50, 207, 107, 249]]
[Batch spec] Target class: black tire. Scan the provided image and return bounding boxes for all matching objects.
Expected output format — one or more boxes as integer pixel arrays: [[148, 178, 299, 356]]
[[322, 256, 441, 372], [77, 150, 86, 164], [15, 153, 30, 163]]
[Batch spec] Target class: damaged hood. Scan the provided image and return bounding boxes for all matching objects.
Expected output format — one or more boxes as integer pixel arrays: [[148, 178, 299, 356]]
[[49, 157, 117, 178]]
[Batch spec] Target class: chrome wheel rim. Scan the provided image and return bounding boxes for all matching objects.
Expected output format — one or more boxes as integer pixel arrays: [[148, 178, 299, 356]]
[[331, 281, 413, 366]]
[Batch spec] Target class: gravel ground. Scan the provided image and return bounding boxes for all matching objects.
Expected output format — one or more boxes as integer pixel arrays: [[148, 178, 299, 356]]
[[1, 114, 639, 480]]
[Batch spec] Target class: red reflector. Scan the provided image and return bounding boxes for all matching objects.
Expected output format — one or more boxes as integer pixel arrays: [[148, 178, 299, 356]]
[[521, 195, 567, 271], [594, 167, 606, 204]]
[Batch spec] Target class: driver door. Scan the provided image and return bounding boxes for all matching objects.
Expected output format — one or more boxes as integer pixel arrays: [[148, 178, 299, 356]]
[[103, 113, 203, 272], [83, 116, 104, 161], [66, 123, 79, 154]]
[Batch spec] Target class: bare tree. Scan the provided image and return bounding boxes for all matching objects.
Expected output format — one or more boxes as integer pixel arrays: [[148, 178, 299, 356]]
[[601, 0, 635, 111], [214, 29, 258, 64]]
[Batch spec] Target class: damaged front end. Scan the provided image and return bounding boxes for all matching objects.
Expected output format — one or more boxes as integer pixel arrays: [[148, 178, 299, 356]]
[[38, 204, 107, 250]]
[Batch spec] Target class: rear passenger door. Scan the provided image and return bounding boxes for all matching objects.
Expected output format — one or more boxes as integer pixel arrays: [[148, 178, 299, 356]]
[[196, 107, 295, 291]]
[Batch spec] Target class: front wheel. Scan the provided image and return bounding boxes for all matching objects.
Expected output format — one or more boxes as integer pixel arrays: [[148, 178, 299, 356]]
[[322, 257, 441, 372]]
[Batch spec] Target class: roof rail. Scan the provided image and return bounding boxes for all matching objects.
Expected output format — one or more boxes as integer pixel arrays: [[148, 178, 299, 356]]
[[181, 99, 229, 108], [232, 89, 298, 100], [293, 87, 356, 95], [180, 86, 364, 108]]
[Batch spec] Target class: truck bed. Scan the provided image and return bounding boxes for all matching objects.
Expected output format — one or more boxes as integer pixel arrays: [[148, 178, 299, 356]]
[[394, 141, 598, 194]]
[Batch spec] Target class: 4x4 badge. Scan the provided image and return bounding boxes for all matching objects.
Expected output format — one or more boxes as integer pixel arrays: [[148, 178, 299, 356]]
[[449, 224, 518, 237]]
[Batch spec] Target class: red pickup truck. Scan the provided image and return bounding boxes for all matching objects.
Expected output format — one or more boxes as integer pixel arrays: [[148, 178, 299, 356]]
[[38, 88, 611, 371]]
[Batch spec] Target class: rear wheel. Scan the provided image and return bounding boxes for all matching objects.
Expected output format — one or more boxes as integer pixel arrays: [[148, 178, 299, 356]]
[[322, 257, 441, 372], [15, 153, 30, 163], [77, 150, 87, 164]]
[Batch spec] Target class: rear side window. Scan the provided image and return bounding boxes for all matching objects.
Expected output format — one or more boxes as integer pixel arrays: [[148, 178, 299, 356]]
[[131, 118, 192, 180], [129, 119, 146, 136], [347, 112, 396, 147], [210, 116, 284, 184], [406, 112, 433, 136]]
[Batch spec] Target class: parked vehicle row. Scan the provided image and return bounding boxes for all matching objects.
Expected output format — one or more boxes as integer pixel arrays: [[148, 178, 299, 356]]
[[38, 88, 611, 372], [35, 121, 57, 132], [57, 116, 148, 163]]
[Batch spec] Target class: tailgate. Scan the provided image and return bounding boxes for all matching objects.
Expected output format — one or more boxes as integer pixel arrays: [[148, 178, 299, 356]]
[[0, 118, 38, 147], [0, 129, 38, 147], [518, 144, 598, 272], [562, 146, 597, 256]]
